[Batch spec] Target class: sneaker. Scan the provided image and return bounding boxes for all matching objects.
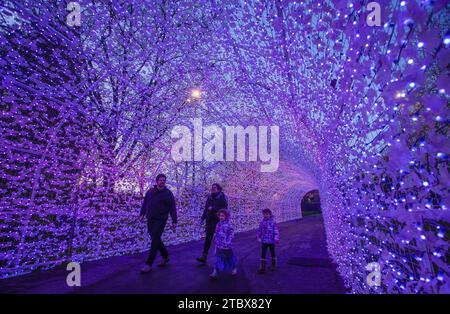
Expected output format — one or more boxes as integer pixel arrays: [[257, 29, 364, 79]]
[[231, 268, 238, 276], [140, 264, 152, 273], [157, 257, 170, 267]]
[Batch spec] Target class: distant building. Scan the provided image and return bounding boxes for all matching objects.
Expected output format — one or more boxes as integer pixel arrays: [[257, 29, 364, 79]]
[[301, 190, 321, 213]]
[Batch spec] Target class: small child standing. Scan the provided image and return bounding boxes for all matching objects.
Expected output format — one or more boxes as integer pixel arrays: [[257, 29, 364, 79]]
[[210, 209, 238, 279], [256, 208, 280, 274]]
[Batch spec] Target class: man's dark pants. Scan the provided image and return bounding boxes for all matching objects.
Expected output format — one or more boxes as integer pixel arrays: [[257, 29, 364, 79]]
[[146, 219, 168, 266]]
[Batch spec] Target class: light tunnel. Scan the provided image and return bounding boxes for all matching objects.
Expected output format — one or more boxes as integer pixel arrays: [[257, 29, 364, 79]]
[[0, 0, 449, 294]]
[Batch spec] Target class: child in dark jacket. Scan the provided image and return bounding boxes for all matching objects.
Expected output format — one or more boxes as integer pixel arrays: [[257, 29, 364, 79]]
[[256, 208, 280, 274], [210, 209, 237, 279]]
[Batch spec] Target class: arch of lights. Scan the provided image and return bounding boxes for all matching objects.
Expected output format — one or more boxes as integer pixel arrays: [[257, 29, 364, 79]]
[[0, 0, 448, 293]]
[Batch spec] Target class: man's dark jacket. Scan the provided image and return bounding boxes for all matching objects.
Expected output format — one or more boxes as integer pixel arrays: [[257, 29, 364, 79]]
[[201, 191, 227, 231], [140, 185, 177, 223]]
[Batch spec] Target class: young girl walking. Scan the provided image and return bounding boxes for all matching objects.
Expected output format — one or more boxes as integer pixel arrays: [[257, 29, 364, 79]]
[[256, 208, 280, 274], [210, 209, 238, 279]]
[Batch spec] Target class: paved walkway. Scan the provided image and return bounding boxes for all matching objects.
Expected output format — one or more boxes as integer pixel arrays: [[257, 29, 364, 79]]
[[0, 215, 347, 294]]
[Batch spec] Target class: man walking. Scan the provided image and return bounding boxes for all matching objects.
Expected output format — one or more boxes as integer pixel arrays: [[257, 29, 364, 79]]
[[140, 174, 177, 273]]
